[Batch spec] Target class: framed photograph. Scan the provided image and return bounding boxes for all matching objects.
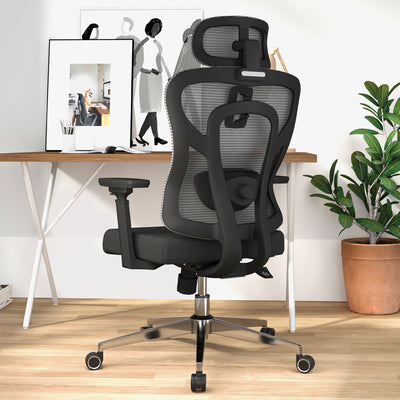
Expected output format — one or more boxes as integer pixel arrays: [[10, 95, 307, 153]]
[[80, 9, 203, 152], [46, 39, 134, 151]]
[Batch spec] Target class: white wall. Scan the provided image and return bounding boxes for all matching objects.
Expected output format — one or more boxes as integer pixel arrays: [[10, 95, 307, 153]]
[[1, 0, 399, 301]]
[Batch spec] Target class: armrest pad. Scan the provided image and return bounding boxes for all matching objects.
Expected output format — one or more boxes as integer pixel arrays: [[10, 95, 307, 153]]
[[99, 177, 150, 189]]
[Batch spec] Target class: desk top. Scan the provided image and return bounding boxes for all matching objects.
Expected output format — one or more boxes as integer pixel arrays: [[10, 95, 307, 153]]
[[0, 151, 317, 163]]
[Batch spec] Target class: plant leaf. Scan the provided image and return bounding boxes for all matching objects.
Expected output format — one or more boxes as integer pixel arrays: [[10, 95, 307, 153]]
[[346, 192, 356, 217], [329, 159, 338, 185], [378, 201, 393, 226], [383, 159, 400, 177], [364, 81, 378, 98], [388, 82, 400, 96], [376, 84, 389, 107], [385, 113, 400, 125], [386, 225, 400, 239], [384, 130, 397, 150], [310, 193, 333, 201], [363, 133, 383, 156], [388, 213, 400, 227], [393, 98, 400, 116], [337, 196, 353, 208], [365, 116, 383, 130], [361, 105, 379, 117], [341, 174, 358, 185], [355, 154, 377, 171], [348, 183, 369, 211], [356, 218, 385, 232], [334, 185, 344, 198], [310, 175, 331, 194], [380, 177, 397, 190], [351, 151, 368, 181], [384, 99, 394, 114], [339, 213, 353, 229], [386, 141, 400, 163], [359, 93, 379, 107], [324, 203, 342, 215], [383, 186, 400, 201], [349, 128, 379, 135]]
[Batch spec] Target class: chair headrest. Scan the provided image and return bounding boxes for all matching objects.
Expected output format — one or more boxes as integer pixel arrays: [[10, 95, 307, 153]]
[[192, 16, 270, 69]]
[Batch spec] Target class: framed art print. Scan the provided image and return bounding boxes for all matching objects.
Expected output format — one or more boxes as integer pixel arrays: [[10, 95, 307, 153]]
[[80, 9, 203, 152], [45, 39, 134, 151]]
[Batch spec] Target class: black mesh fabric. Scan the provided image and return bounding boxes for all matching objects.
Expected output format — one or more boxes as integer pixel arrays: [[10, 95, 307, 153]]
[[178, 82, 292, 225], [202, 26, 263, 60]]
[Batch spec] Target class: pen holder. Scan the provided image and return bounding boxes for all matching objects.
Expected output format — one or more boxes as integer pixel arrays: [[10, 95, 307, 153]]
[[61, 127, 76, 152]]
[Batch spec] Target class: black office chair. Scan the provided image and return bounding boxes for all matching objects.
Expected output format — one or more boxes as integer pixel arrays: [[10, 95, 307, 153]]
[[76, 93, 98, 126], [85, 16, 315, 392]]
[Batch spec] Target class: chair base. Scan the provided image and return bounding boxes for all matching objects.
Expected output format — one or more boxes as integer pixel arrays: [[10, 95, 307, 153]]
[[85, 279, 315, 392]]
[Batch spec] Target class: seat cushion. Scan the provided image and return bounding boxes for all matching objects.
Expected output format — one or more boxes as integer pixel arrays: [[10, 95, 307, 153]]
[[103, 226, 283, 265]]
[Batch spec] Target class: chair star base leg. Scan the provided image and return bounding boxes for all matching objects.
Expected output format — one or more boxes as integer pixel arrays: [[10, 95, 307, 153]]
[[86, 279, 314, 392]]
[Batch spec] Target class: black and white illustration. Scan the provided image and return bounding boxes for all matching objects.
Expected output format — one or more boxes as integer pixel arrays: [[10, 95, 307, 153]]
[[80, 9, 203, 152]]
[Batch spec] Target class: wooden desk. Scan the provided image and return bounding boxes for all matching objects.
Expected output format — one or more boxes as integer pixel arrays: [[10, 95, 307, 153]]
[[0, 151, 317, 330], [90, 102, 110, 126], [0, 151, 315, 163]]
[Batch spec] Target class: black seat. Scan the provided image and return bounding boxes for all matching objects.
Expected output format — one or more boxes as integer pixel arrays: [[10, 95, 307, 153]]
[[85, 16, 315, 392], [103, 226, 285, 265]]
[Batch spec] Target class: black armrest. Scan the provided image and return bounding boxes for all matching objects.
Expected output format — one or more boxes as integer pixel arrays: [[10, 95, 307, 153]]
[[99, 177, 155, 269], [272, 175, 289, 184], [99, 177, 150, 191]]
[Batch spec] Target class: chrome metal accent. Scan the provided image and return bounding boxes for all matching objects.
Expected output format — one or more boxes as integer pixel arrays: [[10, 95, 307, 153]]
[[93, 281, 307, 372], [98, 318, 192, 352], [212, 318, 302, 354], [212, 316, 268, 329], [147, 316, 187, 326], [195, 277, 210, 316], [197, 276, 207, 296], [195, 294, 210, 316]]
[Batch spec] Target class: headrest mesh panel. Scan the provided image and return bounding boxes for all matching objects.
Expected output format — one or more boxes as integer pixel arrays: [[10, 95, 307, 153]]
[[202, 26, 264, 61]]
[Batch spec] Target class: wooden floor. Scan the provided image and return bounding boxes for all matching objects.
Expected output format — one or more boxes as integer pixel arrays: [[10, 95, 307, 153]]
[[0, 298, 399, 399]]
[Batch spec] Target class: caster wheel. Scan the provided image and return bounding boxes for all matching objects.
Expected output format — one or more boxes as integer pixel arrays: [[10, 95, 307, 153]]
[[296, 354, 315, 373], [260, 326, 276, 344], [191, 372, 206, 392], [85, 352, 103, 370], [260, 327, 276, 336]]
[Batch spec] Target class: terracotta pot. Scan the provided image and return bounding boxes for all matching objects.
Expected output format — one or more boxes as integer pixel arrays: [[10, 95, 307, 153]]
[[341, 238, 400, 314]]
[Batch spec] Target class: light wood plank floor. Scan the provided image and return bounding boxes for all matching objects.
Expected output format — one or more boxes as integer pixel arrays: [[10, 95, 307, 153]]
[[0, 298, 399, 399]]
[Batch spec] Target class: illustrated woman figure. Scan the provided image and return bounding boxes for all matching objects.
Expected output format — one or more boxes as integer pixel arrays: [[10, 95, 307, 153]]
[[135, 18, 171, 146], [117, 17, 144, 147]]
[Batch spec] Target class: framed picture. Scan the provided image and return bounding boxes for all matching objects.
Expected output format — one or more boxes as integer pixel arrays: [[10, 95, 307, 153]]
[[80, 9, 203, 152], [46, 39, 134, 151]]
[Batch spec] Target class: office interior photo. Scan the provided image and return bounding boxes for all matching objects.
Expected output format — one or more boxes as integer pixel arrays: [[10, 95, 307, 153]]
[[0, 1, 399, 398]]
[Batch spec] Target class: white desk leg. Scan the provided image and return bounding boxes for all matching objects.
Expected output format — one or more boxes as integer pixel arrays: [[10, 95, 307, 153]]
[[45, 162, 106, 236], [41, 163, 58, 304], [286, 162, 296, 333], [21, 162, 58, 329]]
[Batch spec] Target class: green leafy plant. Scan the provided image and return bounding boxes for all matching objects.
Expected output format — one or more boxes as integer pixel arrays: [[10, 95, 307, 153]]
[[305, 81, 400, 244]]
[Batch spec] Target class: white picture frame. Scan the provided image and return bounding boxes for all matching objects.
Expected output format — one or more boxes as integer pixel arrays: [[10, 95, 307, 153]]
[[46, 39, 134, 151], [80, 9, 203, 152]]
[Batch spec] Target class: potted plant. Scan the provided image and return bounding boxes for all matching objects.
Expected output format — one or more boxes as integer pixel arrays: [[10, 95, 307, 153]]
[[305, 81, 400, 314]]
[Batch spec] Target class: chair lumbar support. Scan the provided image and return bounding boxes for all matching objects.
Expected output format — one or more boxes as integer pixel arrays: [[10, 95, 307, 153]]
[[85, 277, 315, 392]]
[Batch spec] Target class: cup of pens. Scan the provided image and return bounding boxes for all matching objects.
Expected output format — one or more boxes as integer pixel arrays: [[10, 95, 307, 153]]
[[60, 119, 76, 152]]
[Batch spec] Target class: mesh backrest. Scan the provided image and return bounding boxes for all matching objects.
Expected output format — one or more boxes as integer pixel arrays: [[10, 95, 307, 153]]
[[178, 83, 292, 226]]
